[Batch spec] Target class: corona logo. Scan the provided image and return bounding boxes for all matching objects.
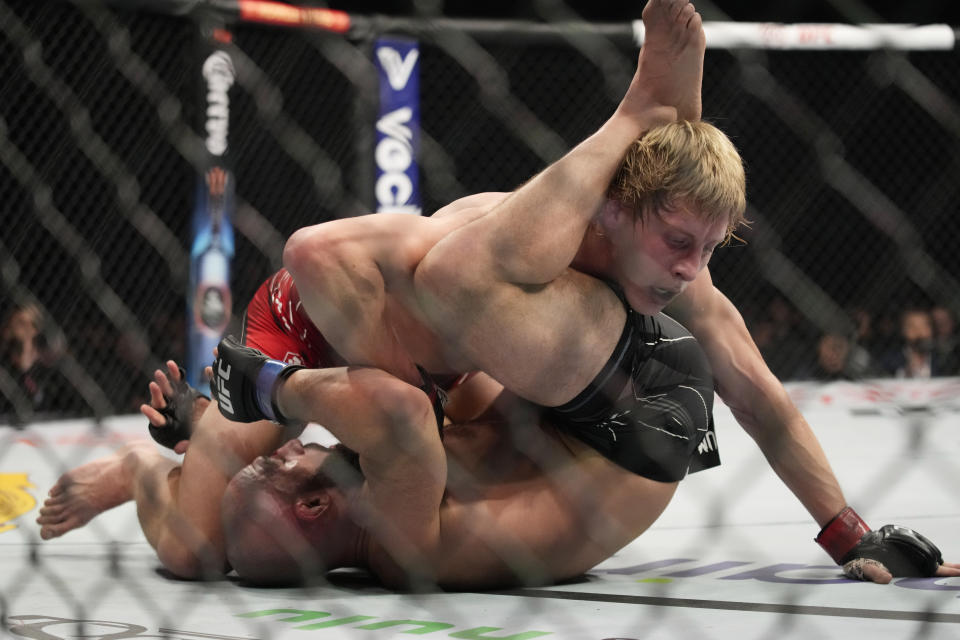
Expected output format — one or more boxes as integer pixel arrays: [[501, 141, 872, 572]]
[[202, 50, 235, 156], [0, 473, 36, 534]]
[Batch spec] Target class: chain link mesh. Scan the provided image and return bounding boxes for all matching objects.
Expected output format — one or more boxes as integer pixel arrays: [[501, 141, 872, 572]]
[[3, 2, 959, 421], [1, 0, 959, 636]]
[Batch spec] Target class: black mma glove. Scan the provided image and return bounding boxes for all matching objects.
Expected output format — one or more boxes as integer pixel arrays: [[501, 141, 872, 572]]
[[148, 367, 209, 450], [815, 507, 944, 579], [415, 364, 448, 436], [209, 335, 304, 425]]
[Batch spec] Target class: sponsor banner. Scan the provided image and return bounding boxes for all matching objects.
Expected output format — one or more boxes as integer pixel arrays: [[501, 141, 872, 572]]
[[594, 557, 960, 592], [783, 377, 960, 412], [187, 40, 237, 388], [373, 37, 421, 215], [633, 22, 955, 50], [0, 473, 35, 534], [4, 611, 553, 640]]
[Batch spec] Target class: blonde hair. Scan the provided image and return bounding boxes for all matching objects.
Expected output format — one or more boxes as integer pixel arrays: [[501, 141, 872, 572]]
[[608, 120, 747, 242]]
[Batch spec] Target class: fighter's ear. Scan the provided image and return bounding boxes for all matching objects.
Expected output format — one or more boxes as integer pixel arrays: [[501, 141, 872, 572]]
[[599, 198, 630, 229], [294, 491, 332, 521]]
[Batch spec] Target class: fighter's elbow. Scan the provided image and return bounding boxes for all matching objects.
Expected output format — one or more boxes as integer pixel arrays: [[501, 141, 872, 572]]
[[155, 535, 228, 580], [283, 226, 316, 276]]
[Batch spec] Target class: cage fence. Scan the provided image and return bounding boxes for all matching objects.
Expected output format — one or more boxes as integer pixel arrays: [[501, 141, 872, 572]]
[[1, 0, 959, 638]]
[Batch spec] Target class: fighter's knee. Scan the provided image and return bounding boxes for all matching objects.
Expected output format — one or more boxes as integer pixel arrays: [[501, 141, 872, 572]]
[[155, 541, 203, 579], [283, 227, 316, 276], [283, 225, 339, 279], [156, 537, 226, 580]]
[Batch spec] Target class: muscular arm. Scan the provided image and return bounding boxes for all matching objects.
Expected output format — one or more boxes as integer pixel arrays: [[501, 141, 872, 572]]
[[666, 270, 846, 526], [282, 195, 507, 386], [147, 406, 295, 576], [275, 367, 447, 582], [422, 109, 675, 290], [406, 2, 706, 403], [416, 0, 703, 289]]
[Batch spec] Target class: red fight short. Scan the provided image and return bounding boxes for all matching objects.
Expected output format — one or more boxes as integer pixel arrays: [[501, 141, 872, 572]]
[[242, 268, 472, 395], [241, 269, 343, 368]]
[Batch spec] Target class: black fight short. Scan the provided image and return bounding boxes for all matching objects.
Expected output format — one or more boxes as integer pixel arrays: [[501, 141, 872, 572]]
[[548, 302, 720, 483]]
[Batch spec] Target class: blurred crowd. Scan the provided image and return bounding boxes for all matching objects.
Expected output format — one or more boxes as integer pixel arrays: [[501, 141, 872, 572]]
[[2, 295, 958, 423], [747, 296, 960, 382], [0, 301, 187, 422]]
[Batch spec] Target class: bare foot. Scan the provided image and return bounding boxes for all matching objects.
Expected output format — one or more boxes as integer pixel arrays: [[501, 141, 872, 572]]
[[36, 441, 160, 539], [623, 0, 705, 122]]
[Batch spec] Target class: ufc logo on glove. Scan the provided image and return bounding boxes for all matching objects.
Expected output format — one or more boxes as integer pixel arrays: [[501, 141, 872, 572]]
[[214, 361, 234, 414]]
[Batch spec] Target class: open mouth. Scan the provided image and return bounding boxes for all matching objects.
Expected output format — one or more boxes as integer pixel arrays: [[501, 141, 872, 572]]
[[652, 287, 680, 303]]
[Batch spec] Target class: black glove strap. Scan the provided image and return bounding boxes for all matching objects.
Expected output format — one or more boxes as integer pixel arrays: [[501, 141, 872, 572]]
[[269, 363, 305, 425]]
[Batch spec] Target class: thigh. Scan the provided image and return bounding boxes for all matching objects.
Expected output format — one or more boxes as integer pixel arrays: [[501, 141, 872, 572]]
[[551, 312, 718, 481], [242, 270, 337, 367]]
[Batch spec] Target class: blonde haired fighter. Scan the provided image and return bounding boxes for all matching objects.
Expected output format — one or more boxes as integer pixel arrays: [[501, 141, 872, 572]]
[[280, 0, 953, 584]]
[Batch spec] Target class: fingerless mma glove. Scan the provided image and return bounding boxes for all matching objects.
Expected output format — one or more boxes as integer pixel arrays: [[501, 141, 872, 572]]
[[148, 367, 209, 450], [210, 335, 304, 425], [815, 506, 943, 577]]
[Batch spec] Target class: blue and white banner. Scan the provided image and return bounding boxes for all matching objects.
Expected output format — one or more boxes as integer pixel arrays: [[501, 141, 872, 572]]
[[187, 39, 236, 389], [373, 36, 421, 215]]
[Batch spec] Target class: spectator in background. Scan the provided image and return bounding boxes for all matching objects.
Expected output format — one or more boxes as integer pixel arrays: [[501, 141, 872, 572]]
[[811, 332, 879, 381], [812, 333, 850, 381], [848, 306, 879, 357], [755, 295, 816, 380], [1, 303, 45, 410], [869, 309, 901, 373], [0, 302, 78, 419], [879, 308, 958, 378], [930, 306, 960, 376]]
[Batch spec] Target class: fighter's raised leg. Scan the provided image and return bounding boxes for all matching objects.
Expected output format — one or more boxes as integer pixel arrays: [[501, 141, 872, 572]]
[[282, 193, 506, 385], [627, 0, 705, 122], [412, 0, 708, 406]]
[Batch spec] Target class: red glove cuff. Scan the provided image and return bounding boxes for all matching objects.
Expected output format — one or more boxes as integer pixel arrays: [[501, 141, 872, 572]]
[[815, 506, 871, 564]]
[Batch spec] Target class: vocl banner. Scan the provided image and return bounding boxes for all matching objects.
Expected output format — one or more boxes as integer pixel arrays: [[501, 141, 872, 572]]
[[374, 37, 421, 215]]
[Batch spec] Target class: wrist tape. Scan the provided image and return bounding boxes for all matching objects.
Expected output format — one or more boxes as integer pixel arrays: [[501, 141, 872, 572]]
[[815, 506, 870, 564], [255, 359, 304, 425]]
